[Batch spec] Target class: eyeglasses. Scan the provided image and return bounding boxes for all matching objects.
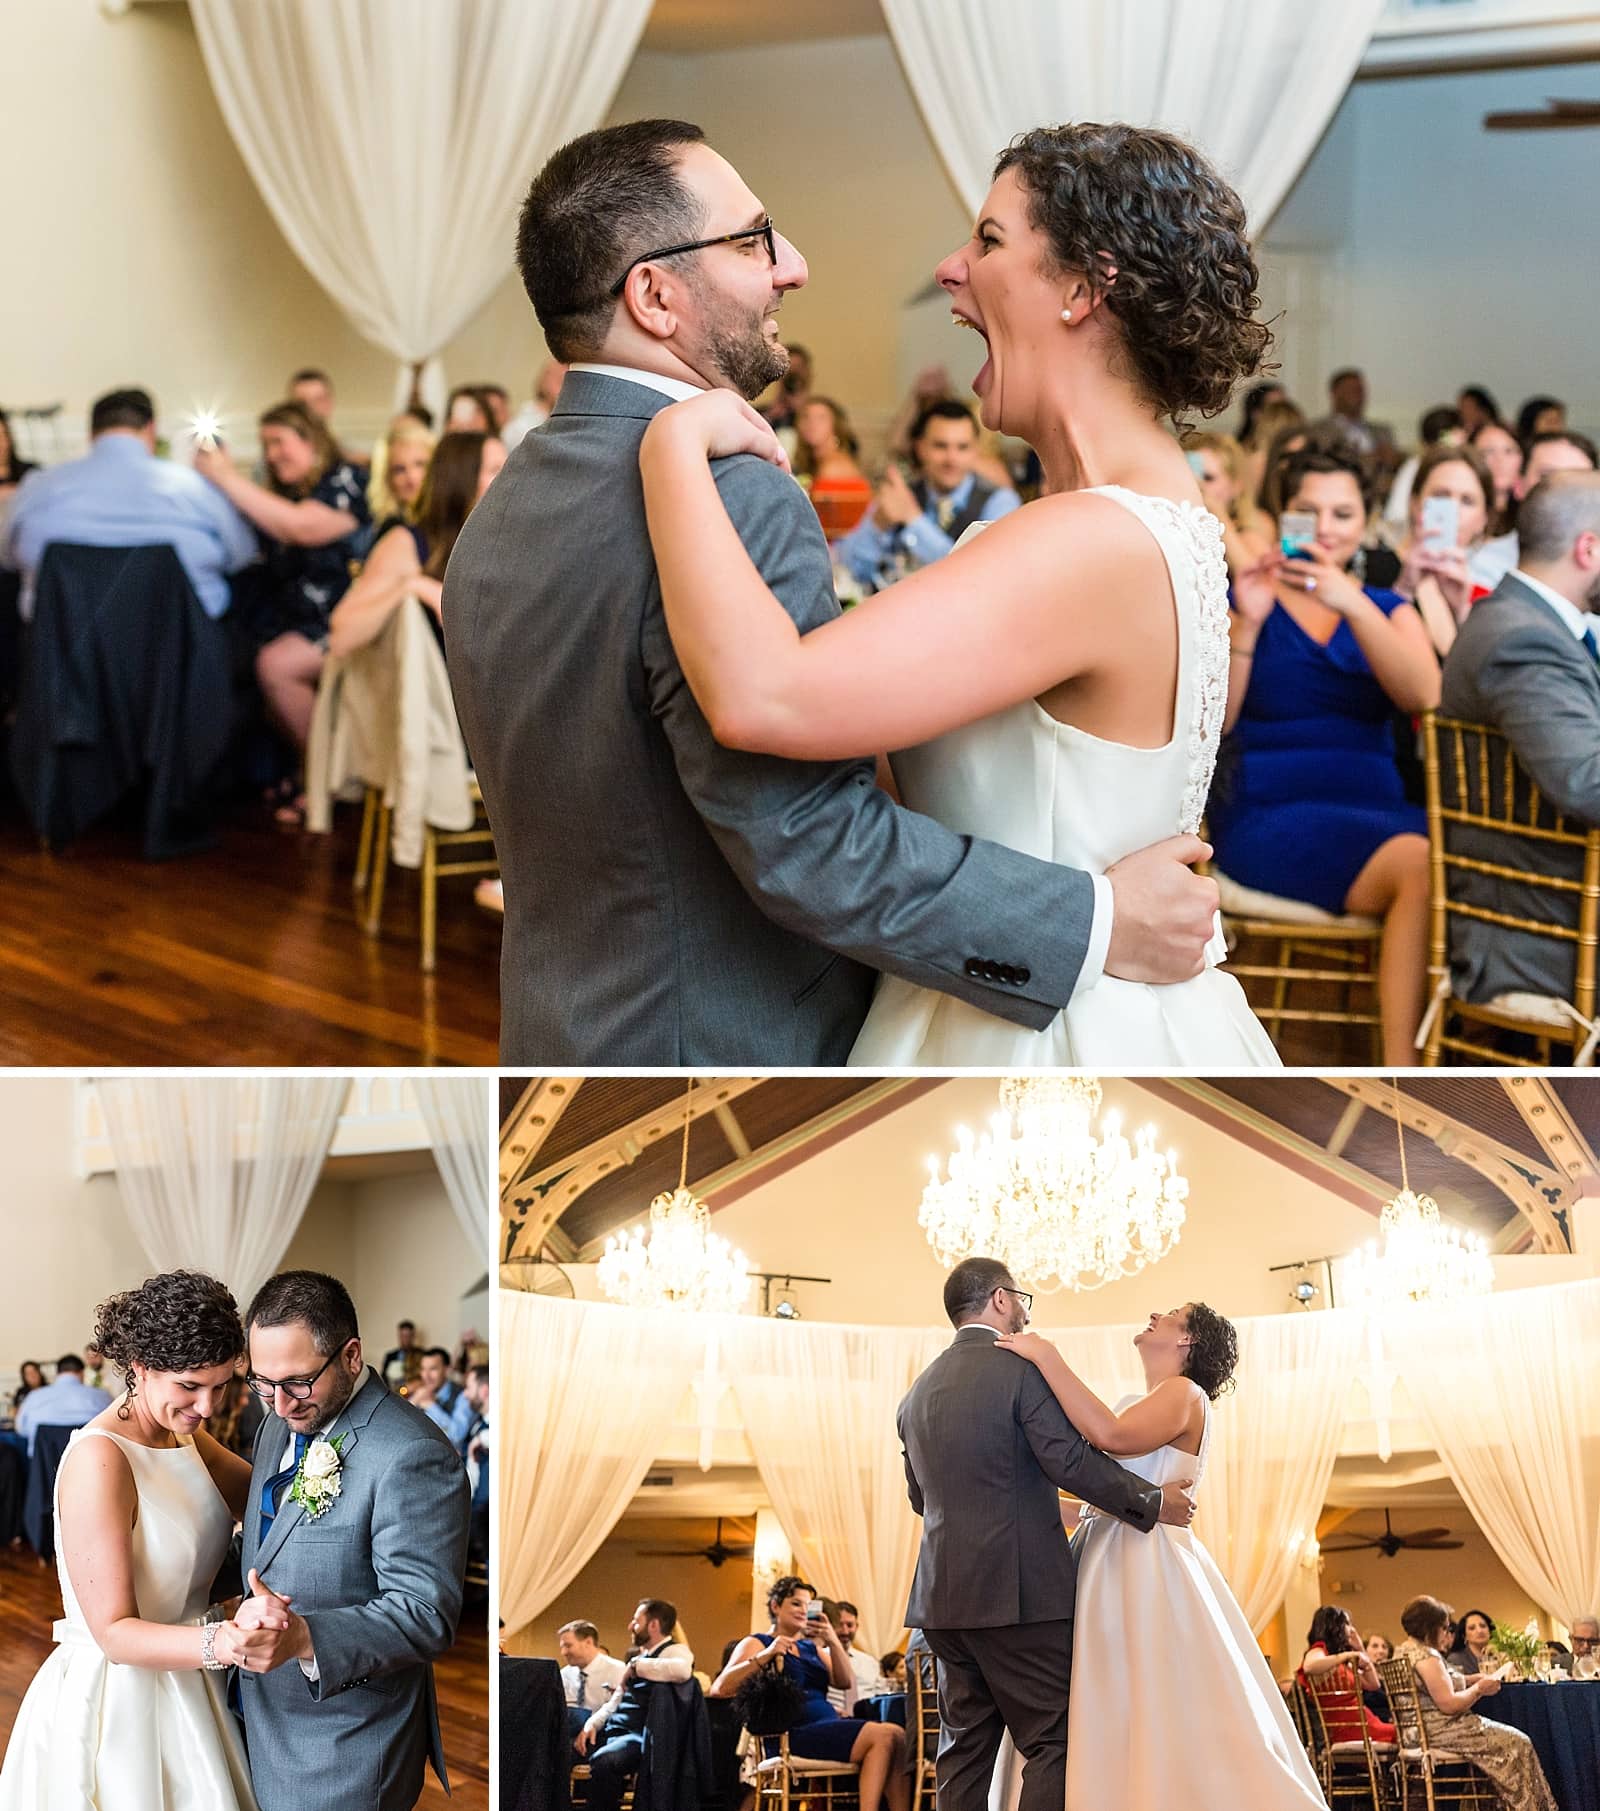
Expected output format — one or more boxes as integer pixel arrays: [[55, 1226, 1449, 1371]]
[[245, 1351, 337, 1402], [609, 220, 777, 298], [1002, 1286, 1033, 1313]]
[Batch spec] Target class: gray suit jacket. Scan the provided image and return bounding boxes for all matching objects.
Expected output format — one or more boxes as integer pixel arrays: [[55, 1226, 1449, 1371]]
[[239, 1370, 471, 1811], [1439, 570, 1600, 1002], [897, 1327, 1162, 1631], [444, 370, 1096, 1064]]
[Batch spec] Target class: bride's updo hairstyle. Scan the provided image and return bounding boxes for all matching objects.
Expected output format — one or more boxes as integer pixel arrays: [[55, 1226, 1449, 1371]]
[[94, 1270, 245, 1394], [993, 122, 1271, 423], [1179, 1302, 1239, 1400]]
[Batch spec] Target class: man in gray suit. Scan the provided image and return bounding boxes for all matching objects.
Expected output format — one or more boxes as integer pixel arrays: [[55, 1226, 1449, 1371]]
[[897, 1257, 1195, 1811], [232, 1271, 471, 1811], [445, 117, 1218, 1064], [1439, 472, 1600, 1004]]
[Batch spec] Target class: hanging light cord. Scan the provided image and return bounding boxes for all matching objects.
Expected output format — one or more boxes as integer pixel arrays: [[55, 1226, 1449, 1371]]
[[1391, 1075, 1410, 1194], [679, 1077, 695, 1190]]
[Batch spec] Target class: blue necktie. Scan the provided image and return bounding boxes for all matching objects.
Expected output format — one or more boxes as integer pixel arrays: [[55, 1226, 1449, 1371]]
[[1583, 623, 1600, 668], [259, 1433, 307, 1545]]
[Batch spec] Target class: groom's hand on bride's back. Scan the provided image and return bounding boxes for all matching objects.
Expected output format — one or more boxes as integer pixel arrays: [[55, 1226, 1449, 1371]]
[[1104, 835, 1219, 984], [1157, 1479, 1198, 1527]]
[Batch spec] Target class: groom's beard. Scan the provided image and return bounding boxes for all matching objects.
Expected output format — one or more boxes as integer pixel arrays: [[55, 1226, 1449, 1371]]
[[300, 1364, 359, 1436], [695, 284, 788, 401]]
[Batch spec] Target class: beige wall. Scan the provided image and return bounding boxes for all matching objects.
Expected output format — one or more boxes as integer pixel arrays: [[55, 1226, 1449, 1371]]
[[0, 1079, 478, 1390]]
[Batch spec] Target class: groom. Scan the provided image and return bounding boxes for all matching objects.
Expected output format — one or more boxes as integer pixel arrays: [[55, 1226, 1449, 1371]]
[[898, 1257, 1195, 1811], [446, 117, 1219, 1064], [232, 1270, 471, 1811]]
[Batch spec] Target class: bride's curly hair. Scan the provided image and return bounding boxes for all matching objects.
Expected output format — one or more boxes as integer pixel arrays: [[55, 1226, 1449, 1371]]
[[993, 122, 1272, 425], [94, 1271, 245, 1377], [1180, 1302, 1239, 1400]]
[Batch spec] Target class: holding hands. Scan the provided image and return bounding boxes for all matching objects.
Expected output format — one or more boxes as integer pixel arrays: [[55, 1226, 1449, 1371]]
[[223, 1568, 312, 1673]]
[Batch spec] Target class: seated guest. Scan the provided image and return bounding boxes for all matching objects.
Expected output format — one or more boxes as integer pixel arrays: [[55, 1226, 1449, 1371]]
[[1185, 429, 1274, 574], [408, 1346, 464, 1435], [196, 401, 371, 789], [1456, 385, 1501, 438], [328, 430, 504, 658], [1397, 1595, 1555, 1811], [501, 361, 567, 450], [366, 414, 435, 530], [1438, 474, 1600, 1006], [711, 1576, 907, 1811], [794, 397, 872, 538], [445, 385, 500, 435], [477, 384, 512, 436], [1447, 1609, 1499, 1678], [1569, 1615, 1598, 1671], [14, 1354, 112, 1454], [1297, 1605, 1397, 1744], [0, 405, 39, 499], [288, 365, 366, 470], [1394, 441, 1497, 659], [1383, 405, 1464, 536], [1516, 395, 1566, 444], [4, 387, 257, 622], [11, 1360, 44, 1414], [558, 1619, 628, 1751], [832, 1599, 886, 1704], [576, 1597, 696, 1811], [878, 1650, 906, 1690], [1235, 379, 1291, 447], [1475, 430, 1599, 592], [1215, 448, 1439, 1062], [462, 1363, 489, 1497], [1364, 1632, 1394, 1724], [383, 1319, 420, 1386], [1254, 416, 1311, 521], [1468, 420, 1524, 587], [833, 400, 1019, 590]]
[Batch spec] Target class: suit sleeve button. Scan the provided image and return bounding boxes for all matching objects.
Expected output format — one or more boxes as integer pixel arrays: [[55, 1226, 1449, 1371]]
[[964, 958, 983, 978], [1016, 966, 1031, 985]]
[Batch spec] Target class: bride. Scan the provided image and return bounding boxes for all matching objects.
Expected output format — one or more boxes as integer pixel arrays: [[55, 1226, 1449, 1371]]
[[637, 120, 1281, 1067], [0, 1271, 285, 1811], [995, 1308, 1326, 1809]]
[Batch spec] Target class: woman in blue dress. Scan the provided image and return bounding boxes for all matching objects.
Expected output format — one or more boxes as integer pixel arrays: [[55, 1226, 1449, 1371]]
[[711, 1575, 908, 1811], [1211, 448, 1440, 1061]]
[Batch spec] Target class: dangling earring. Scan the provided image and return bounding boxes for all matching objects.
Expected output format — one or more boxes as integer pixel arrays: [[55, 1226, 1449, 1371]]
[[118, 1374, 137, 1421]]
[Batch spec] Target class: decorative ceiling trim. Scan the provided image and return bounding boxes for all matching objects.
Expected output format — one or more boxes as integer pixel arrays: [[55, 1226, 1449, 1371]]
[[498, 1076, 581, 1201], [1324, 1078, 1571, 1253]]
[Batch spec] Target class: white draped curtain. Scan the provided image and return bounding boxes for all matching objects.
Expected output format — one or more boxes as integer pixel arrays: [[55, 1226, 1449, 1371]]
[[188, 0, 654, 406], [1389, 1278, 1600, 1628], [499, 1292, 703, 1633], [1196, 1308, 1354, 1633], [878, 0, 1386, 227], [97, 1075, 348, 1306], [728, 1320, 947, 1657], [410, 1076, 492, 1268]]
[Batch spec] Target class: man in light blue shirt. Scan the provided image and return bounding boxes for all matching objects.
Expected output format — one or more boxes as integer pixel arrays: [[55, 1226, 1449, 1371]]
[[835, 399, 1019, 592], [4, 387, 258, 621], [15, 1355, 112, 1454]]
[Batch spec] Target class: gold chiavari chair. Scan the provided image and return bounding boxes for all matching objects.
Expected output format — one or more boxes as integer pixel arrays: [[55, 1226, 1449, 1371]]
[[1421, 711, 1600, 1065], [751, 1730, 862, 1810], [1302, 1663, 1395, 1808], [1213, 870, 1383, 1059], [906, 1649, 939, 1811], [1379, 1657, 1497, 1811], [356, 775, 498, 973]]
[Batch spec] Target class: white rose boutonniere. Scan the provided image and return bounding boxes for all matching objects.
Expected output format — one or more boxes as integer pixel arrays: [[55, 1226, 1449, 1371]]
[[289, 1433, 348, 1521]]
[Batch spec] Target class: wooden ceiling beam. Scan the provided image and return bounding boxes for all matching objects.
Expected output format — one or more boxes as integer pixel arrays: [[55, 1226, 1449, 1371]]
[[499, 1076, 581, 1200]]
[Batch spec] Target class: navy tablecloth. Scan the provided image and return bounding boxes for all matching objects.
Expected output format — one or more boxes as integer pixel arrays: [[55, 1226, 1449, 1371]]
[[1480, 1679, 1600, 1811], [856, 1693, 908, 1726]]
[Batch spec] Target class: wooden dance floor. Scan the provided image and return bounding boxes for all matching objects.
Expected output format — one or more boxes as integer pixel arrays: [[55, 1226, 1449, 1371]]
[[0, 803, 500, 1067], [0, 1545, 488, 1808]]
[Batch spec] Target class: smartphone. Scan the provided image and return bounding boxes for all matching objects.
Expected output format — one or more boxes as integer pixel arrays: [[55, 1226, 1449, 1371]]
[[1420, 495, 1459, 551], [805, 1601, 823, 1622], [1279, 511, 1318, 561]]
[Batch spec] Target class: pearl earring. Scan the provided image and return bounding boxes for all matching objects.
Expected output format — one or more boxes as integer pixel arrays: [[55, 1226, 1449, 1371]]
[[1060, 309, 1073, 323]]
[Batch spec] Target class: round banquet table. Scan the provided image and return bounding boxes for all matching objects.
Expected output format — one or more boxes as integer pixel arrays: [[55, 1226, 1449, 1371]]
[[1480, 1679, 1600, 1811], [856, 1693, 908, 1726]]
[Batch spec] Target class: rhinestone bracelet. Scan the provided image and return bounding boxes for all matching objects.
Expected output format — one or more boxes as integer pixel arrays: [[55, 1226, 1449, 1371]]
[[200, 1621, 228, 1672]]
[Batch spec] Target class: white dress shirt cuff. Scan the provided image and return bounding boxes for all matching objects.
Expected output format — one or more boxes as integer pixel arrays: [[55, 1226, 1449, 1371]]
[[1071, 873, 1115, 998]]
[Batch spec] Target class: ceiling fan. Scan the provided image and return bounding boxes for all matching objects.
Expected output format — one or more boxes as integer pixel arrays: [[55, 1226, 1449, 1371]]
[[1484, 98, 1600, 131], [1323, 1508, 1464, 1559], [639, 1517, 756, 1569]]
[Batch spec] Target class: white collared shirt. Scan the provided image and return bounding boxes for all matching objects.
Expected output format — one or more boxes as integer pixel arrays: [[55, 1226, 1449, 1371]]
[[567, 362, 705, 404], [583, 1639, 696, 1735], [561, 1652, 628, 1709], [1511, 567, 1595, 646]]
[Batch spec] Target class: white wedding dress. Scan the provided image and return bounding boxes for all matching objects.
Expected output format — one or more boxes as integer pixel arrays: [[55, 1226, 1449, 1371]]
[[0, 1427, 258, 1811], [1064, 1396, 1324, 1808], [849, 487, 1280, 1067]]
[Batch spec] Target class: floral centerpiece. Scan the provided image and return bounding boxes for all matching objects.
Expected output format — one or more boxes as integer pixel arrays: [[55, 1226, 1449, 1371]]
[[1491, 1619, 1542, 1680]]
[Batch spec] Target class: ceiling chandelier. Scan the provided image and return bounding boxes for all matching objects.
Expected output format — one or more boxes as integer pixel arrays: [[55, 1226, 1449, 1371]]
[[1344, 1081, 1494, 1308], [597, 1080, 754, 1313], [920, 1076, 1187, 1293]]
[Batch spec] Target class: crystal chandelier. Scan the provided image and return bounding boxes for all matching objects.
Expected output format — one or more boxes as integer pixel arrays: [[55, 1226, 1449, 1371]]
[[920, 1076, 1187, 1293], [597, 1081, 753, 1313], [1344, 1082, 1494, 1308]]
